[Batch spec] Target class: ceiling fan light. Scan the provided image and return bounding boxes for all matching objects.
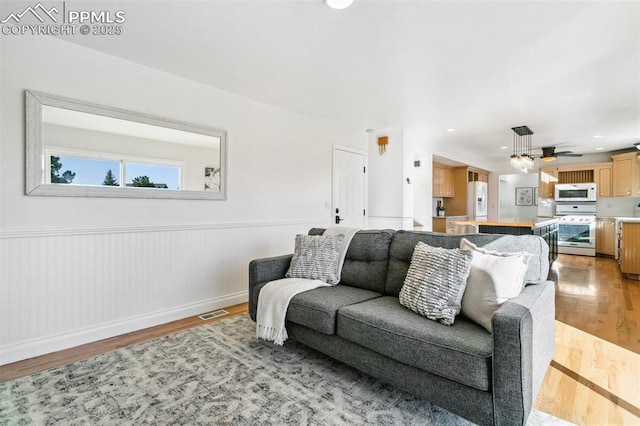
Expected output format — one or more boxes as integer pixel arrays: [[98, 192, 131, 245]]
[[325, 0, 354, 9], [541, 156, 556, 163]]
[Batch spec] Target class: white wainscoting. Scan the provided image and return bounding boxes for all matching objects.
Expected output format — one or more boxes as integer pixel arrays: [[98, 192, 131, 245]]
[[0, 219, 328, 365]]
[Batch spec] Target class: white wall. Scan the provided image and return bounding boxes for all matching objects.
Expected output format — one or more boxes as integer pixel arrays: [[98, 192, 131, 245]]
[[0, 35, 364, 364], [498, 173, 540, 219], [367, 129, 413, 229], [408, 126, 505, 227], [404, 127, 434, 229]]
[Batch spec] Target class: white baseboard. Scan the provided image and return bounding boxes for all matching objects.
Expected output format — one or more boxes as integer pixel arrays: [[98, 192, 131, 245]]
[[0, 291, 248, 366]]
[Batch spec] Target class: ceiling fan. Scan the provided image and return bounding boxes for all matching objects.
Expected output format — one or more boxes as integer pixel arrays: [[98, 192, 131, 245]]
[[536, 146, 582, 163]]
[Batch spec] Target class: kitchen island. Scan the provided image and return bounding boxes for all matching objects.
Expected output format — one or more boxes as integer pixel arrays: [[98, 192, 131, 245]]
[[455, 217, 558, 265]]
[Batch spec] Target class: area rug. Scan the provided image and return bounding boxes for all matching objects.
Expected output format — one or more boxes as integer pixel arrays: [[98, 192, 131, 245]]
[[0, 314, 571, 425]]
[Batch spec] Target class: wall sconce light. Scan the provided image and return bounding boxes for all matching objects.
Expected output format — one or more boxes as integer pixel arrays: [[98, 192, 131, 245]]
[[378, 136, 388, 155]]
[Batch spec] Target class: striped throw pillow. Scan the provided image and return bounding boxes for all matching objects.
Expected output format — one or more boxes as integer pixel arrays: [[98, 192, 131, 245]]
[[286, 234, 345, 285], [399, 242, 473, 325]]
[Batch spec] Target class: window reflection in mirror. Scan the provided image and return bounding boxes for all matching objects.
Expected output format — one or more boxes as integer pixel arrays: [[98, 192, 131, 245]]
[[26, 90, 227, 200]]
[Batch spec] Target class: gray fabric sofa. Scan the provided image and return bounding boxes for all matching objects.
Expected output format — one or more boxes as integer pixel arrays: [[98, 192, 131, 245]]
[[248, 229, 555, 425]]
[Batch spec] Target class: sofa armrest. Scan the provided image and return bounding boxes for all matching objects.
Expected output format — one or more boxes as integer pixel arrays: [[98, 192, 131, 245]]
[[491, 280, 555, 425], [248, 254, 293, 321]]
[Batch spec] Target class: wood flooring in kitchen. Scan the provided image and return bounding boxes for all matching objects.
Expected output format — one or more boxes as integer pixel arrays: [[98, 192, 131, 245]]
[[534, 253, 640, 425]]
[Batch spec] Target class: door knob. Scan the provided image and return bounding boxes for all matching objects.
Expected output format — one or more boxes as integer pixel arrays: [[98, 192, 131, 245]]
[[335, 215, 342, 224]]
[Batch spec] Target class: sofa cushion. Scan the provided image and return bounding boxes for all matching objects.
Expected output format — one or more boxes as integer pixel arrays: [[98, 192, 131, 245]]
[[310, 228, 394, 293], [337, 296, 492, 391], [286, 285, 383, 335], [385, 231, 548, 297], [399, 242, 472, 325]]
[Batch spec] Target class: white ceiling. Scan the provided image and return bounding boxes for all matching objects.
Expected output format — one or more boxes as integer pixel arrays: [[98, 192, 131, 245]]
[[61, 0, 640, 165]]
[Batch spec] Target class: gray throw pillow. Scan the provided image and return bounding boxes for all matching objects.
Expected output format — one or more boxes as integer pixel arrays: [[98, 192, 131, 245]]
[[286, 234, 345, 285], [399, 242, 473, 325]]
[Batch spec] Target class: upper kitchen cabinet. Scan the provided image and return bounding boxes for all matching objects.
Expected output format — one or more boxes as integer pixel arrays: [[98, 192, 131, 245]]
[[539, 163, 612, 198], [594, 163, 612, 198], [433, 163, 455, 197], [467, 168, 488, 183], [612, 152, 640, 197], [538, 167, 558, 199]]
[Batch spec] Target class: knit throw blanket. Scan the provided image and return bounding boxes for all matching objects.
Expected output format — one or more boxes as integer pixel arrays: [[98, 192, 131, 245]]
[[256, 227, 359, 345], [256, 278, 329, 345]]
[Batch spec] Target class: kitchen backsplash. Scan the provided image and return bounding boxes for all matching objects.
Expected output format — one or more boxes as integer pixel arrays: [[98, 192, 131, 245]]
[[596, 197, 640, 217], [537, 197, 640, 217]]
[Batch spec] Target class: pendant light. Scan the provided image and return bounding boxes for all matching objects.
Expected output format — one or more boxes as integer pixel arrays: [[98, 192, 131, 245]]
[[510, 125, 534, 171]]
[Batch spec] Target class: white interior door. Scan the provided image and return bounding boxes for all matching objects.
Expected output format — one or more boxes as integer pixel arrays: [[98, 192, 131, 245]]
[[333, 147, 366, 229]]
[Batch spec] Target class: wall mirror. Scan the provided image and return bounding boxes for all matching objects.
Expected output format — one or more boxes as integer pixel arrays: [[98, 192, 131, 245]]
[[26, 90, 227, 200]]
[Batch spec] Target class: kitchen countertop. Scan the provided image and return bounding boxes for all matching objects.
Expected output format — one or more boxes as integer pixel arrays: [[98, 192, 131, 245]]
[[433, 215, 469, 219], [455, 217, 558, 228], [615, 217, 640, 223]]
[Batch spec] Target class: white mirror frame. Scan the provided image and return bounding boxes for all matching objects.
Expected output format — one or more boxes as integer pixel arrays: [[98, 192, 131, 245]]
[[25, 90, 228, 200]]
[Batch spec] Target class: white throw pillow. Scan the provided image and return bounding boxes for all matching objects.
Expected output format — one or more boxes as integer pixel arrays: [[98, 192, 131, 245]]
[[459, 238, 530, 332]]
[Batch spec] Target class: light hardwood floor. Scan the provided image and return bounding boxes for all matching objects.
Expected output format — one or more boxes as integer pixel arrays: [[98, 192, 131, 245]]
[[533, 254, 640, 425], [1, 254, 639, 425]]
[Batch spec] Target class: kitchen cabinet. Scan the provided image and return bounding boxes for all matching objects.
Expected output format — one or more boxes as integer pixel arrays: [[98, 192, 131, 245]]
[[619, 221, 640, 278], [594, 164, 612, 198], [433, 163, 454, 197], [467, 169, 488, 183], [443, 169, 455, 196], [432, 216, 468, 233], [558, 168, 594, 184], [538, 167, 558, 199], [536, 159, 633, 198], [446, 216, 467, 233], [432, 217, 446, 233], [612, 152, 640, 197], [596, 218, 616, 256]]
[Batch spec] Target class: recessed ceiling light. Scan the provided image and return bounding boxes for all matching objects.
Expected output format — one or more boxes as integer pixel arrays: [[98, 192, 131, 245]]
[[446, 128, 456, 132], [593, 134, 604, 138], [499, 146, 509, 150], [325, 0, 354, 9], [595, 147, 604, 151]]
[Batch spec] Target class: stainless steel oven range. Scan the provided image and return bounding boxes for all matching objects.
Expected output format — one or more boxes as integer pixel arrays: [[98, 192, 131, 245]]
[[555, 202, 596, 256]]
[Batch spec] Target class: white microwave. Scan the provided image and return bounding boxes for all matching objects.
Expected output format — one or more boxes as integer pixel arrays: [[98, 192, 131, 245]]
[[554, 183, 597, 202]]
